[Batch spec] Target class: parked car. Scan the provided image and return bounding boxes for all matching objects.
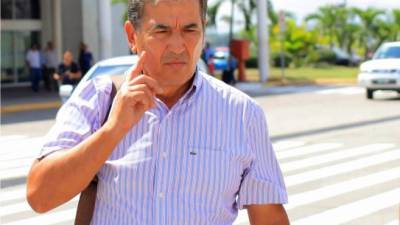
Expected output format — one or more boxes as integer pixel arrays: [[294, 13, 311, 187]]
[[357, 42, 400, 99], [315, 45, 362, 66], [211, 47, 238, 71], [59, 55, 209, 103]]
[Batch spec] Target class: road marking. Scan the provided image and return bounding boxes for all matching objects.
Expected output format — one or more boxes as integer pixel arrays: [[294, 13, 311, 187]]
[[383, 219, 400, 225], [0, 196, 78, 217], [0, 167, 31, 182], [286, 167, 400, 210], [292, 188, 400, 225], [0, 137, 43, 155], [280, 144, 395, 172], [1, 101, 61, 114], [285, 149, 400, 186], [2, 208, 75, 225], [315, 87, 364, 95], [0, 135, 27, 143], [273, 141, 306, 151], [276, 143, 343, 159], [0, 188, 26, 203]]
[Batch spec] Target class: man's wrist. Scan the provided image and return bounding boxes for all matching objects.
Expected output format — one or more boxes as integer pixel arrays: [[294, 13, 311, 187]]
[[101, 120, 129, 141]]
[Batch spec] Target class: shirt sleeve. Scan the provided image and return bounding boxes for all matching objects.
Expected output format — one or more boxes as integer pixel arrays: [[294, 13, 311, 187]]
[[37, 77, 112, 159], [237, 103, 288, 209]]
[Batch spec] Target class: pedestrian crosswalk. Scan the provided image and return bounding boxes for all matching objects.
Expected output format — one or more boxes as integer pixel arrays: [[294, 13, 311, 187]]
[[1, 136, 399, 225]]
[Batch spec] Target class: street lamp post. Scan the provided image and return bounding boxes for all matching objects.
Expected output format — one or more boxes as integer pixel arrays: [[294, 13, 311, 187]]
[[257, 0, 269, 82], [98, 0, 112, 60]]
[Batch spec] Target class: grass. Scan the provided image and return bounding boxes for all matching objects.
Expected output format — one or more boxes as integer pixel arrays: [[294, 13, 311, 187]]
[[243, 66, 359, 85]]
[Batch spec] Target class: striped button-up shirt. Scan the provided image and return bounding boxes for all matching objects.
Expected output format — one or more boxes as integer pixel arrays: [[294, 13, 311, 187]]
[[39, 69, 287, 225]]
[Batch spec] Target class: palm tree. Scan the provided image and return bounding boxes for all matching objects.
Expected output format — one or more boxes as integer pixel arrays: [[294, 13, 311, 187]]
[[207, 0, 278, 32], [351, 7, 385, 58], [390, 9, 400, 41], [305, 5, 338, 49], [207, 0, 224, 26]]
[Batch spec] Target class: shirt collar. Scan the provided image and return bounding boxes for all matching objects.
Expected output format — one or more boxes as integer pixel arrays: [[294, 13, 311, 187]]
[[181, 66, 203, 102]]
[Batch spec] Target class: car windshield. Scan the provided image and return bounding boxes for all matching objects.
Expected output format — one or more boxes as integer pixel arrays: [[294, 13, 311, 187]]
[[88, 65, 133, 79], [373, 46, 400, 59]]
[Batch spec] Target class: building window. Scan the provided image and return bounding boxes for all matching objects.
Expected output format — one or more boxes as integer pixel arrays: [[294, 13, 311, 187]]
[[1, 31, 41, 84], [1, 0, 40, 19]]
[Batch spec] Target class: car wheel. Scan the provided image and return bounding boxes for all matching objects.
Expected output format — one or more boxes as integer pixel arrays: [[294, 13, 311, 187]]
[[366, 89, 374, 99]]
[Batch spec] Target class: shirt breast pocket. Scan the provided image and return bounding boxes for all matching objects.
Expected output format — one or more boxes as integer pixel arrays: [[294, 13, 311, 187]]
[[178, 147, 244, 203]]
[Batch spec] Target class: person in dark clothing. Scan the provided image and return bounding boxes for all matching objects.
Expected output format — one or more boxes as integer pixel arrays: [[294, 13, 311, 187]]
[[78, 42, 93, 75], [44, 41, 59, 91], [222, 54, 237, 85], [53, 51, 82, 86]]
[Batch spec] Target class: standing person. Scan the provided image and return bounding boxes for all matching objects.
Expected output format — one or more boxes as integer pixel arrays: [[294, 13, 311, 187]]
[[25, 43, 42, 92], [222, 52, 238, 85], [44, 41, 59, 91], [78, 42, 94, 75], [53, 51, 82, 87], [27, 1, 289, 225], [202, 42, 215, 75]]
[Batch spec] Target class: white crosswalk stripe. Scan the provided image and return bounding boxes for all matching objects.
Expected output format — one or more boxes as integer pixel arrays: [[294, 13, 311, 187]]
[[280, 143, 395, 172], [315, 87, 365, 95], [1, 136, 399, 225], [276, 143, 343, 159], [293, 188, 400, 225]]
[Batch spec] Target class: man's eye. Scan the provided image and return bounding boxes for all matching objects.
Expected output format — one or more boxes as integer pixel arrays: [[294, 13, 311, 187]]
[[185, 29, 196, 33], [155, 30, 167, 34]]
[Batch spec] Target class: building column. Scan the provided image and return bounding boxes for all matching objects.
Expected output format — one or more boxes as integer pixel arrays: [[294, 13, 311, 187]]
[[98, 0, 112, 60], [54, 0, 62, 59], [257, 0, 269, 82]]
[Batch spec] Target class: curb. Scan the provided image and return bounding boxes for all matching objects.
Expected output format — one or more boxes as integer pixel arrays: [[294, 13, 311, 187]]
[[1, 101, 61, 114]]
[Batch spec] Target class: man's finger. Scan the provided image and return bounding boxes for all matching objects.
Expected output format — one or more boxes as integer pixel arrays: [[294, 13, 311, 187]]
[[128, 75, 163, 94], [127, 51, 147, 81]]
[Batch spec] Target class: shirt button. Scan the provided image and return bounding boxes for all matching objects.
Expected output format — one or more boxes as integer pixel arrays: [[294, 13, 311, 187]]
[[162, 152, 167, 158], [158, 192, 164, 198]]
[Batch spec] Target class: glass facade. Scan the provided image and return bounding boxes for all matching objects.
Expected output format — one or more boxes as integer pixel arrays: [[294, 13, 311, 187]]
[[1, 0, 40, 19], [1, 31, 41, 84], [1, 0, 41, 85]]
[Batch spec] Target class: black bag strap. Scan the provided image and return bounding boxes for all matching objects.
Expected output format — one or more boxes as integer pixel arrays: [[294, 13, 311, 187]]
[[74, 75, 124, 225]]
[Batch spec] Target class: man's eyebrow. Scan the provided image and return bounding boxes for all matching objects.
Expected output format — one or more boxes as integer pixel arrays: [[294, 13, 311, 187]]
[[152, 23, 170, 30], [183, 23, 199, 29], [151, 23, 199, 30]]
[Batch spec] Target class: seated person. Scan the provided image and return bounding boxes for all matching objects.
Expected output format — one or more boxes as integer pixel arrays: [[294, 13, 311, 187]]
[[53, 51, 81, 86]]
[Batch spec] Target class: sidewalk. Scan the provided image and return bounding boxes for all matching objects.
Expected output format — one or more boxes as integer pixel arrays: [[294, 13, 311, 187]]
[[1, 87, 61, 114]]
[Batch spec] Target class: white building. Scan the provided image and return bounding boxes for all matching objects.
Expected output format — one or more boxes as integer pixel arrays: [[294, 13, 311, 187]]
[[1, 0, 128, 88]]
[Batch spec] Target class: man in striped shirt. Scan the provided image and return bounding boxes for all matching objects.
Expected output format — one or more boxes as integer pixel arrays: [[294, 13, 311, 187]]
[[27, 0, 289, 224]]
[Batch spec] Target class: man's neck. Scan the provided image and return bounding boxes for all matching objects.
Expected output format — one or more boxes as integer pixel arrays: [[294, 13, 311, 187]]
[[156, 76, 194, 109]]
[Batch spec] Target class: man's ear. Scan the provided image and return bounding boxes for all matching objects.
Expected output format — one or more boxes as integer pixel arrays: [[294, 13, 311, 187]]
[[124, 21, 138, 53]]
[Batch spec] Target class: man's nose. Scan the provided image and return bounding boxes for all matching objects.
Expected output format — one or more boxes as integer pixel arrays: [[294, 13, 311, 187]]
[[167, 31, 185, 54]]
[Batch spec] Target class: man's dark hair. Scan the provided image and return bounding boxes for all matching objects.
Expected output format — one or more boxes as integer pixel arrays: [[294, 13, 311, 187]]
[[127, 0, 207, 31]]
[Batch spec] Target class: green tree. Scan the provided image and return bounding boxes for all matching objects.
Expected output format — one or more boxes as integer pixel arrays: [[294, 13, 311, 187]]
[[351, 7, 385, 58], [305, 5, 338, 49]]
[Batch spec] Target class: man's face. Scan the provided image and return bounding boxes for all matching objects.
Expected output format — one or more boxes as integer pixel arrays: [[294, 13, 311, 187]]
[[127, 0, 204, 88], [63, 52, 73, 65]]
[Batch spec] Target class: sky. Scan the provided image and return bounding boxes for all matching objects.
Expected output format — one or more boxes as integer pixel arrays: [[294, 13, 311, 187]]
[[209, 0, 400, 33]]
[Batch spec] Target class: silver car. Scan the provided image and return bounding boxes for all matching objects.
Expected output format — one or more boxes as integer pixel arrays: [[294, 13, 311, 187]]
[[59, 55, 209, 103]]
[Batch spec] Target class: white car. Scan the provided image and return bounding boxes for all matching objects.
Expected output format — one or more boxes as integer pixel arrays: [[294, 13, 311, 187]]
[[358, 42, 400, 99], [59, 55, 209, 103]]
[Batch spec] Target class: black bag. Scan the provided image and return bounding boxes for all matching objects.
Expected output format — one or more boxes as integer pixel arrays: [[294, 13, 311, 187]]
[[74, 75, 123, 225]]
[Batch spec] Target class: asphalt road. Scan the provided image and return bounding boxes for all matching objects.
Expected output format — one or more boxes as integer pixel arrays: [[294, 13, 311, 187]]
[[1, 85, 399, 225]]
